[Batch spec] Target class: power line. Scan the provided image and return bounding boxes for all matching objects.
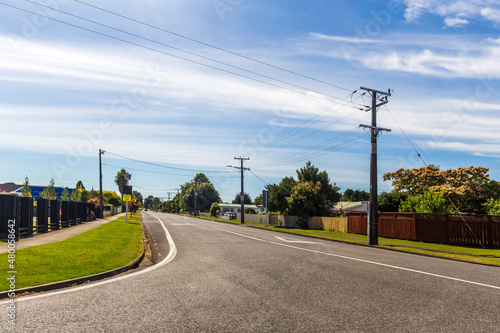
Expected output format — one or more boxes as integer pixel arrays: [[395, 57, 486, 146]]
[[3, 2, 362, 109], [260, 134, 368, 169], [22, 0, 361, 107], [102, 150, 236, 174], [249, 170, 269, 185], [74, 0, 355, 93], [384, 105, 427, 166]]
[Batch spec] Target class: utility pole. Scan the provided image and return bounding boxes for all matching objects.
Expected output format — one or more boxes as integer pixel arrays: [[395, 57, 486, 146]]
[[229, 157, 250, 223], [194, 187, 198, 216], [99, 149, 104, 219], [176, 189, 179, 214], [359, 87, 391, 245]]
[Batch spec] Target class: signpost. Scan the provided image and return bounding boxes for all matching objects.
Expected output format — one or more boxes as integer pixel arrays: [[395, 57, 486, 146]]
[[263, 190, 269, 227], [123, 194, 132, 223]]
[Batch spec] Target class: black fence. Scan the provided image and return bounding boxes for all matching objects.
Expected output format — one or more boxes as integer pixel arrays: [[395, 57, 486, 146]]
[[0, 196, 97, 240]]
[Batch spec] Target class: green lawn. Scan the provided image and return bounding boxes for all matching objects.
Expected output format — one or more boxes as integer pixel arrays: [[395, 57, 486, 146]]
[[189, 215, 500, 266], [0, 213, 143, 291]]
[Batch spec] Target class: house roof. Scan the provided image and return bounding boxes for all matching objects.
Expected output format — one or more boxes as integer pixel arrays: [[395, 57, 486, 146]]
[[0, 182, 21, 193], [334, 201, 367, 210]]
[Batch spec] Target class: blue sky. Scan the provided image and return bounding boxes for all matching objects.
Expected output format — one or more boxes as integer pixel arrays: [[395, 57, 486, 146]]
[[1, 0, 500, 203]]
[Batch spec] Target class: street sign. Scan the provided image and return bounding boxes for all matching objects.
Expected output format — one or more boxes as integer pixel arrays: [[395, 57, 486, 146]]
[[123, 195, 132, 202], [263, 190, 269, 206], [122, 185, 133, 195]]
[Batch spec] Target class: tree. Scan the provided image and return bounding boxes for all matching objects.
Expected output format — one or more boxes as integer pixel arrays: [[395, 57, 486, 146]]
[[245, 207, 257, 214], [399, 190, 450, 213], [287, 181, 322, 228], [232, 192, 252, 204], [342, 188, 370, 202], [383, 165, 490, 213], [21, 175, 31, 197], [253, 194, 263, 206], [132, 190, 143, 204], [128, 199, 141, 214], [41, 178, 57, 200], [483, 198, 500, 215], [291, 161, 341, 217], [115, 168, 131, 204], [71, 189, 81, 202], [210, 202, 220, 217], [266, 177, 297, 213], [144, 195, 154, 209], [75, 180, 85, 190], [102, 191, 121, 206], [180, 173, 220, 212], [61, 187, 70, 201], [378, 191, 408, 212]]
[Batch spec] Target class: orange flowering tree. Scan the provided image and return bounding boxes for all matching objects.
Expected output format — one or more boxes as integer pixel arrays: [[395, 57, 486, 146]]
[[383, 165, 490, 213]]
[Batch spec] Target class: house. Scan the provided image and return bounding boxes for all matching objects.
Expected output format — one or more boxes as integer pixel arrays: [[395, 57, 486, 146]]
[[0, 182, 22, 194], [0, 182, 75, 200], [219, 203, 265, 214], [333, 201, 369, 212]]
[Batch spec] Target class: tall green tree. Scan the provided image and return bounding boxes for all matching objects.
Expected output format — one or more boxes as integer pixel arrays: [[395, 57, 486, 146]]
[[61, 187, 70, 201], [21, 175, 31, 197], [132, 190, 143, 204], [115, 168, 131, 205], [41, 178, 57, 200], [253, 194, 263, 206], [180, 173, 220, 212], [291, 161, 341, 217], [266, 176, 297, 214], [75, 180, 85, 190], [232, 192, 252, 204]]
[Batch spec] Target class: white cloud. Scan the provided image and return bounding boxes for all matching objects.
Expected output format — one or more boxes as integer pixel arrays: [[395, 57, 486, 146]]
[[402, 0, 500, 26], [444, 17, 469, 27], [481, 7, 500, 22]]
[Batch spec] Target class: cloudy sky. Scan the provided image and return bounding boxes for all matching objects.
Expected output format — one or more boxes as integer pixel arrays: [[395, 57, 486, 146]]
[[1, 0, 499, 202]]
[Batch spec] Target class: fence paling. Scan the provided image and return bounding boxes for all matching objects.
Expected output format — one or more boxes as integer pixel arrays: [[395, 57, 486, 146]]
[[348, 212, 500, 247]]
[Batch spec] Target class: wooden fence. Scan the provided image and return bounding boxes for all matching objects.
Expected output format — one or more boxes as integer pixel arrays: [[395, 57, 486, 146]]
[[312, 217, 348, 233], [348, 212, 500, 247]]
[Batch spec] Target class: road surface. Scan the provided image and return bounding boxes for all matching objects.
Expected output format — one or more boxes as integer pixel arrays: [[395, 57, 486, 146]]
[[2, 212, 499, 332]]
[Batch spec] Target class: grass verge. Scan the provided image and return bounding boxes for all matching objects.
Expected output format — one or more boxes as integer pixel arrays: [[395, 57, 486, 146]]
[[0, 213, 143, 291], [189, 215, 500, 266]]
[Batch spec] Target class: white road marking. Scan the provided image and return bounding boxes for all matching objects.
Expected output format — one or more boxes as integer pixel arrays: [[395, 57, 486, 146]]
[[274, 236, 320, 244], [170, 223, 197, 226], [200, 222, 500, 291], [1, 214, 177, 303]]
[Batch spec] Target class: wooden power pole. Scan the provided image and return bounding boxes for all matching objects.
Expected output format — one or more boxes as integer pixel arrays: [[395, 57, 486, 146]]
[[359, 87, 391, 245]]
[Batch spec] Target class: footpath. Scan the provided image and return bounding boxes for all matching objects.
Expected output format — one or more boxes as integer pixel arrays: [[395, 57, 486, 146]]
[[0, 213, 125, 254]]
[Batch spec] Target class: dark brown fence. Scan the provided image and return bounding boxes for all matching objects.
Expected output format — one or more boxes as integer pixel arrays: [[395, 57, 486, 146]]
[[348, 212, 500, 247], [0, 197, 97, 240]]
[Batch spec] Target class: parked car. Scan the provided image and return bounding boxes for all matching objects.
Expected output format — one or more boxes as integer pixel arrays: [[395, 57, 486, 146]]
[[226, 212, 237, 220]]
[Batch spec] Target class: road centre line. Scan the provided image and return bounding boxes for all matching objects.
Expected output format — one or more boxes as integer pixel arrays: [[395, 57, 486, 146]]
[[198, 221, 500, 291], [0, 215, 177, 304]]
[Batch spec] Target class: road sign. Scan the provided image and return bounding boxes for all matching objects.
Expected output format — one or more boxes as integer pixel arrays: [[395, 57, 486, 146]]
[[123, 195, 132, 202], [263, 190, 269, 206]]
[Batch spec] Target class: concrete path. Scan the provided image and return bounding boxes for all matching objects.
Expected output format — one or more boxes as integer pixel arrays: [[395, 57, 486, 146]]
[[0, 213, 125, 254]]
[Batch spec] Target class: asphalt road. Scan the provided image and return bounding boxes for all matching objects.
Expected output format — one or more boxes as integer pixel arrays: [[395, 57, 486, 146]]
[[2, 212, 499, 332]]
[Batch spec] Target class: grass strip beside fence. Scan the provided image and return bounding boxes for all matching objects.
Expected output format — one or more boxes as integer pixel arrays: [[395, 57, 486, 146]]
[[0, 213, 143, 291], [186, 215, 500, 266]]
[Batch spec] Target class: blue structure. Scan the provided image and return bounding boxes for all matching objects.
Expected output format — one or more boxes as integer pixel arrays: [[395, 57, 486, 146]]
[[11, 186, 76, 200]]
